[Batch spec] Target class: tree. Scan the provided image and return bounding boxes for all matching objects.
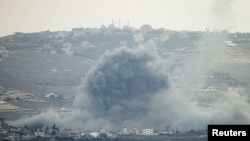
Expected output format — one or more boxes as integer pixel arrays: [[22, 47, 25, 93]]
[[24, 124, 28, 129], [45, 126, 49, 133]]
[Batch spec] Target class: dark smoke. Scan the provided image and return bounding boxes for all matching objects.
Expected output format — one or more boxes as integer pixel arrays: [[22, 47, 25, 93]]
[[12, 39, 250, 131], [74, 40, 169, 127]]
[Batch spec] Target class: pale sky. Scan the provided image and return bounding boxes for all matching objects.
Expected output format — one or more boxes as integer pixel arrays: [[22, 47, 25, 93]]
[[0, 0, 249, 37]]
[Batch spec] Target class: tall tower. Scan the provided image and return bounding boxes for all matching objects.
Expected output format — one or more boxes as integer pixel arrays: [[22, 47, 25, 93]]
[[119, 19, 120, 28]]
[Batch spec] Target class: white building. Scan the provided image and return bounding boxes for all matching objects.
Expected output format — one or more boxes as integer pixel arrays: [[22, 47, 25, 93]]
[[0, 45, 9, 61], [160, 32, 170, 41], [224, 40, 236, 46], [121, 127, 130, 135], [60, 129, 81, 139], [133, 33, 144, 43], [141, 128, 153, 135], [71, 130, 81, 139], [34, 130, 45, 137], [89, 131, 99, 138]]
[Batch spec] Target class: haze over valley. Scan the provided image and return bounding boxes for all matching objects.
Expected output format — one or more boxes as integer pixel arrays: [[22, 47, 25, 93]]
[[1, 26, 250, 131], [1, 1, 250, 140]]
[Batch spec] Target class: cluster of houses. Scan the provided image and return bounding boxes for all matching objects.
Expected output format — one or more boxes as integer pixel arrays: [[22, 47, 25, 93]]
[[1, 22, 244, 62], [0, 118, 185, 141], [0, 23, 198, 58]]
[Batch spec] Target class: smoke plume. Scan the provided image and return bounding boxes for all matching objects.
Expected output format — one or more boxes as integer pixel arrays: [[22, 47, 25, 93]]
[[73, 40, 169, 129], [12, 39, 250, 131]]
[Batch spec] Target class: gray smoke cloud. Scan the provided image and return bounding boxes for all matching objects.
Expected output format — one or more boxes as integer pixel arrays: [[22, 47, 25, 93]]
[[73, 40, 169, 129], [12, 39, 250, 131], [12, 40, 170, 130], [164, 33, 250, 129]]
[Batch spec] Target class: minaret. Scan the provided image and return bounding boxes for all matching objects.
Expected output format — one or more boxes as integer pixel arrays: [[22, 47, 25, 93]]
[[119, 19, 120, 28]]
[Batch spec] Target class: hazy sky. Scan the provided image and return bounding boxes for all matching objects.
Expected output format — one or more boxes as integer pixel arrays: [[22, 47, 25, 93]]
[[0, 0, 249, 37]]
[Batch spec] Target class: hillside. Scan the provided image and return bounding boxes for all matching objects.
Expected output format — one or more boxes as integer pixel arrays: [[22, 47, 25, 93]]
[[1, 27, 250, 121]]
